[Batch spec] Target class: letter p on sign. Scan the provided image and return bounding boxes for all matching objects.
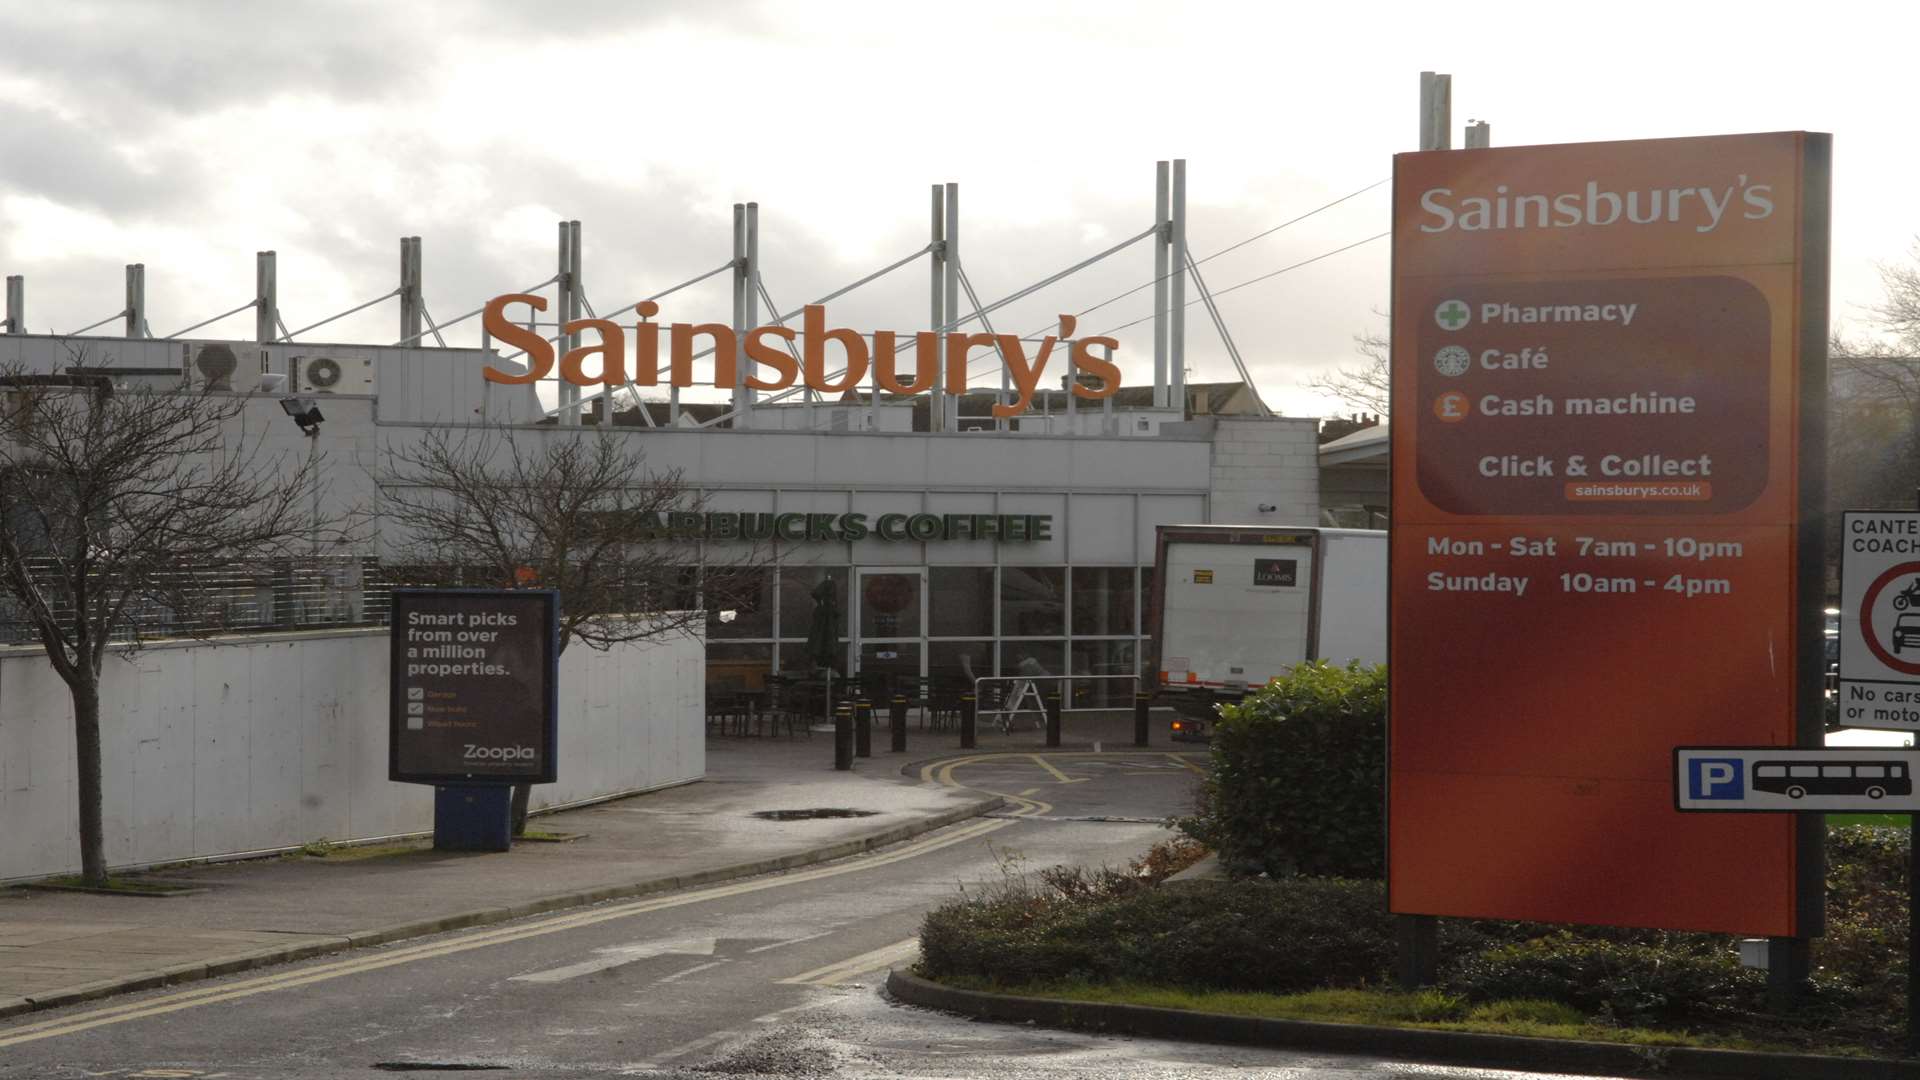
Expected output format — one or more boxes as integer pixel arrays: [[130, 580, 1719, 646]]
[[1688, 758, 1745, 800]]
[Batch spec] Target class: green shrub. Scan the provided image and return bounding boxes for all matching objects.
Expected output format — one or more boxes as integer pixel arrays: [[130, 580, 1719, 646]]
[[918, 877, 1394, 992], [1444, 932, 1767, 1027], [1177, 660, 1386, 879]]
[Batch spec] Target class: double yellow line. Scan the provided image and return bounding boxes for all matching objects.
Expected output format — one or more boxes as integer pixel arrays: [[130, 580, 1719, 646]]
[[0, 810, 1028, 1049]]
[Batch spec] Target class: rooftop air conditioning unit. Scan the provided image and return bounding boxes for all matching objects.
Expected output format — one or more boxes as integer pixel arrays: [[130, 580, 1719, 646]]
[[294, 352, 373, 394]]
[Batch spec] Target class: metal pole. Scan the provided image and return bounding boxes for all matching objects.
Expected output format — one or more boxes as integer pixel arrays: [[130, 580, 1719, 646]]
[[1134, 689, 1151, 747], [1169, 160, 1187, 416], [1419, 71, 1452, 152], [930, 184, 945, 433], [943, 182, 960, 433], [557, 221, 579, 425], [256, 252, 277, 343], [890, 695, 908, 753], [1399, 74, 1451, 987], [855, 698, 872, 758], [1102, 341, 1117, 435], [959, 693, 976, 750], [1912, 491, 1919, 1053], [732, 203, 749, 424], [399, 237, 423, 347], [1464, 120, 1491, 149], [3, 275, 19, 333], [1153, 161, 1170, 409], [1044, 689, 1062, 748], [833, 702, 853, 771], [125, 264, 146, 338], [255, 251, 276, 377], [746, 201, 761, 425], [1064, 332, 1077, 433]]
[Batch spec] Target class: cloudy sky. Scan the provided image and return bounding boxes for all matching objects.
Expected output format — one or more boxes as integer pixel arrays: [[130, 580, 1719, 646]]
[[2, 0, 1915, 417]]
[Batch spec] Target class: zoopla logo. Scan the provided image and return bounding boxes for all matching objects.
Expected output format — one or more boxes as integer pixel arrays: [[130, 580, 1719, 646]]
[[464, 744, 537, 761]]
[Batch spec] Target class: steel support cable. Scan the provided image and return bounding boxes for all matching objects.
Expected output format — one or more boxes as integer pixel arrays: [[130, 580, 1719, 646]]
[[277, 287, 401, 342], [65, 308, 131, 336], [163, 298, 259, 340], [393, 272, 560, 347], [416, 300, 449, 347], [696, 230, 1153, 426], [953, 264, 1017, 409], [1093, 231, 1389, 338], [1003, 178, 1391, 344], [1185, 249, 1270, 418]]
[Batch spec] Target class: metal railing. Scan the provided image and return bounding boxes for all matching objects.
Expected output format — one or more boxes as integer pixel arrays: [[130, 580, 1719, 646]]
[[971, 673, 1142, 722], [0, 555, 400, 646]]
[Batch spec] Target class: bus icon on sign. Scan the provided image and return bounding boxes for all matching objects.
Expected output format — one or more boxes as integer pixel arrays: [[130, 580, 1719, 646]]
[[1752, 759, 1912, 800], [1687, 758, 1744, 800]]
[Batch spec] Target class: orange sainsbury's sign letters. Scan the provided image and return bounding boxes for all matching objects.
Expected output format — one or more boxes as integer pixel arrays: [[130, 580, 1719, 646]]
[[479, 295, 1121, 419]]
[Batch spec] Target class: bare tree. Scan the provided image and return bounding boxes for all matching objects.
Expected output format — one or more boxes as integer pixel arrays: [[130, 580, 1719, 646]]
[[1305, 325, 1390, 416], [0, 363, 342, 886], [1831, 244, 1920, 518], [379, 424, 762, 835]]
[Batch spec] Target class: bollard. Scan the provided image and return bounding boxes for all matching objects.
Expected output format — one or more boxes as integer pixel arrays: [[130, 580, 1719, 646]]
[[855, 699, 872, 758], [833, 702, 853, 770], [890, 695, 908, 753], [1044, 690, 1062, 748], [960, 694, 976, 750], [1134, 690, 1151, 747]]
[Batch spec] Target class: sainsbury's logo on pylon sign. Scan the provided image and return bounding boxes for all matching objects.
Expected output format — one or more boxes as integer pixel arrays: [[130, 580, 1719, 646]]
[[1418, 176, 1775, 235], [479, 294, 1122, 419]]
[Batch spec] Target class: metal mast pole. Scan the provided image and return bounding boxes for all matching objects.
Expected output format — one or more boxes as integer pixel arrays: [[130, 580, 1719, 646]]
[[943, 181, 960, 432], [1154, 161, 1171, 409], [746, 201, 762, 425], [557, 221, 579, 425], [1419, 71, 1452, 151], [399, 237, 423, 347], [2, 276, 19, 333], [928, 184, 945, 432], [125, 264, 146, 337], [732, 203, 750, 427], [1464, 120, 1490, 149], [255, 251, 277, 374], [1169, 160, 1187, 417]]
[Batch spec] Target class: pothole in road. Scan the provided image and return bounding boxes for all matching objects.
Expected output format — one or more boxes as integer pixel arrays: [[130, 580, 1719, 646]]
[[751, 808, 879, 821]]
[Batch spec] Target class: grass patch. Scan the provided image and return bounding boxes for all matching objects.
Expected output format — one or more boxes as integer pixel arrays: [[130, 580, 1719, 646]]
[[517, 829, 586, 843], [294, 839, 430, 861], [928, 976, 1782, 1052]]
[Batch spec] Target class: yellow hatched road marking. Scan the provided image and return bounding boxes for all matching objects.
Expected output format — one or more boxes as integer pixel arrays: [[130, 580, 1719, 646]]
[[0, 813, 1026, 1049]]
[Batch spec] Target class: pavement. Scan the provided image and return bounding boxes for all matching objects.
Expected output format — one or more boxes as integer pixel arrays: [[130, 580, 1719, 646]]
[[0, 714, 1173, 1022]]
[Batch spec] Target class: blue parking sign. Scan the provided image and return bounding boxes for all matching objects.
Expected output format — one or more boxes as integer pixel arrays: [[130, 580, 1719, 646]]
[[1687, 758, 1745, 800]]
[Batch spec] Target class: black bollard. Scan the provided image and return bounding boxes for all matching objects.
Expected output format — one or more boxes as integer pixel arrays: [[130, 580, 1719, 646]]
[[1134, 690, 1151, 747], [833, 702, 853, 770], [855, 699, 872, 758], [960, 694, 976, 750], [890, 695, 908, 753], [1044, 690, 1062, 748]]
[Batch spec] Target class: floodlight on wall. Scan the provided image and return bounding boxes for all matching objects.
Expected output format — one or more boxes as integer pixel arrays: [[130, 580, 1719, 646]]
[[279, 396, 324, 436]]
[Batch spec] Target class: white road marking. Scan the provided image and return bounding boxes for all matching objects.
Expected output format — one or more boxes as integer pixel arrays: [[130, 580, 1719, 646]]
[[654, 959, 728, 984], [745, 929, 837, 953], [510, 936, 718, 984], [779, 937, 920, 986]]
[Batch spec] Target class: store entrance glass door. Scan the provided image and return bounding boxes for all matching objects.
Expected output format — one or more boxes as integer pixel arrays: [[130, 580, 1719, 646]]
[[853, 568, 926, 694]]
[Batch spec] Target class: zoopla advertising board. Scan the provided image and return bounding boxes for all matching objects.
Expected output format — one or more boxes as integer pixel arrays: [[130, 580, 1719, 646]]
[[1389, 132, 1830, 938], [389, 589, 560, 785]]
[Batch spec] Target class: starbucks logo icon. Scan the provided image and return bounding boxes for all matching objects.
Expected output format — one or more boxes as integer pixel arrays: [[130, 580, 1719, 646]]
[[1433, 346, 1471, 377]]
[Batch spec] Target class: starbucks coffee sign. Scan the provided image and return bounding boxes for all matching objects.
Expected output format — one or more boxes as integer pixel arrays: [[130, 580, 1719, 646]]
[[633, 510, 1053, 543]]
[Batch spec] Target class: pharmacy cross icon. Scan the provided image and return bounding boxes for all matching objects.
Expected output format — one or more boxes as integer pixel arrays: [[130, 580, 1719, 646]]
[[1434, 300, 1471, 330]]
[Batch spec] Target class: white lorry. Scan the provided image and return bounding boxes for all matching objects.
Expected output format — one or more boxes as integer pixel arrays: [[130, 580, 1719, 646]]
[[1149, 525, 1386, 740]]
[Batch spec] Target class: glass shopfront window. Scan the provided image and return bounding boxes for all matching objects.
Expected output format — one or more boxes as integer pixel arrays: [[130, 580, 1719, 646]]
[[708, 567, 775, 639], [1071, 567, 1135, 636], [929, 567, 995, 637], [1071, 638, 1139, 708], [996, 640, 1065, 712], [777, 565, 848, 640], [929, 639, 992, 687], [708, 643, 773, 695], [999, 566, 1064, 637]]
